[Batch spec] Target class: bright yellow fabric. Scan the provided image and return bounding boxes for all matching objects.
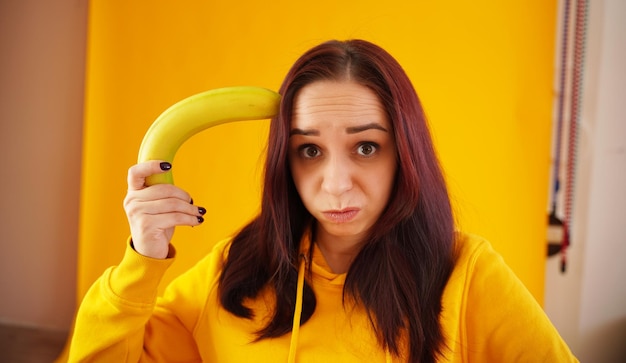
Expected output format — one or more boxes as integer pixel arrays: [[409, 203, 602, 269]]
[[67, 233, 577, 362]]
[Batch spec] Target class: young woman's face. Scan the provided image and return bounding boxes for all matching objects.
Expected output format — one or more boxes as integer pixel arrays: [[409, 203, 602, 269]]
[[288, 80, 397, 244]]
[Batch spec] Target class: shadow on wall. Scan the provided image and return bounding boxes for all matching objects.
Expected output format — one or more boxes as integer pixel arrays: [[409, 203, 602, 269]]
[[578, 318, 626, 362]]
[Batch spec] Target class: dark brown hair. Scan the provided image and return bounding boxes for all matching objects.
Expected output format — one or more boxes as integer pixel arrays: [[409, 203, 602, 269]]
[[219, 39, 456, 362]]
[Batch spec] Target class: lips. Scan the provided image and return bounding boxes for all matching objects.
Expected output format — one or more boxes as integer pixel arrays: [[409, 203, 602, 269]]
[[322, 208, 359, 223]]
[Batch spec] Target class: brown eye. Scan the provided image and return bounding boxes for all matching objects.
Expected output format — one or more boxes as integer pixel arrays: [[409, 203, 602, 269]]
[[300, 145, 321, 159], [357, 142, 378, 156]]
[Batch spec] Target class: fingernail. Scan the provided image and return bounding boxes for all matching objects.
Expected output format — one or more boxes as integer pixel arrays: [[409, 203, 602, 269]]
[[190, 198, 194, 205], [197, 216, 205, 224], [198, 207, 206, 215], [160, 162, 172, 170]]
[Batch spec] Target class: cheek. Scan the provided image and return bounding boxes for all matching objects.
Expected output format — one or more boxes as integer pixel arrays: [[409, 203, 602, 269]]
[[374, 161, 397, 202], [289, 163, 312, 200]]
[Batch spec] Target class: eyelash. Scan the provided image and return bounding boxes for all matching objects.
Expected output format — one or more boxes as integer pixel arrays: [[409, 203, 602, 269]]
[[297, 142, 379, 159]]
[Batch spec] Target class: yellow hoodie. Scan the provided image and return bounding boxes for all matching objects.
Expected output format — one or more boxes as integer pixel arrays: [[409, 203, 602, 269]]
[[67, 233, 577, 362]]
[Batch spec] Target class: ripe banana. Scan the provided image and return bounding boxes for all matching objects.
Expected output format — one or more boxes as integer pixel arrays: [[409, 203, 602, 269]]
[[138, 86, 281, 185]]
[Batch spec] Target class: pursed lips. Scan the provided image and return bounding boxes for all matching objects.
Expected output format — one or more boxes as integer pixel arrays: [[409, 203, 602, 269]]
[[321, 208, 360, 223]]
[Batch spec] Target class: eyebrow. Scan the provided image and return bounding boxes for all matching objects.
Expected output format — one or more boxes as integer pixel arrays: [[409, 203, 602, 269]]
[[289, 128, 319, 136], [289, 122, 388, 136], [345, 123, 389, 134]]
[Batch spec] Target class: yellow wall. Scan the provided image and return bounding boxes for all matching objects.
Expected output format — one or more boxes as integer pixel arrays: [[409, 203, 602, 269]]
[[79, 0, 556, 305]]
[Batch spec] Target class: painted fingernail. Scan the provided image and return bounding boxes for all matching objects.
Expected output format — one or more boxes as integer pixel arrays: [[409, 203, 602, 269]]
[[160, 162, 172, 170], [197, 216, 205, 224], [189, 198, 194, 205], [198, 207, 206, 215]]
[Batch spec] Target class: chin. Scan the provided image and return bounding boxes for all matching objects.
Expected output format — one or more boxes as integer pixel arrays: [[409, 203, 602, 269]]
[[319, 222, 369, 240]]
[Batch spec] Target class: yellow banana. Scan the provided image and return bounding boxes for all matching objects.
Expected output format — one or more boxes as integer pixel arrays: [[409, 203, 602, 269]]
[[138, 86, 281, 185]]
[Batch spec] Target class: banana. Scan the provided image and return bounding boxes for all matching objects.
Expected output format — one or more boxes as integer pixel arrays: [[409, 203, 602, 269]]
[[138, 86, 281, 185]]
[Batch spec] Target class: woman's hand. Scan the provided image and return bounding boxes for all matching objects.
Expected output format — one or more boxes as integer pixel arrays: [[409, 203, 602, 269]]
[[123, 161, 206, 259]]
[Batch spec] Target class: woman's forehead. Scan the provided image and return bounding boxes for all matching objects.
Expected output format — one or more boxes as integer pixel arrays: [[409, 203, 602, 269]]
[[291, 80, 389, 130]]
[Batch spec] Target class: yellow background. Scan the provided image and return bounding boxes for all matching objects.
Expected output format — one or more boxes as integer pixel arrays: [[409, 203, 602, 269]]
[[78, 0, 556, 310]]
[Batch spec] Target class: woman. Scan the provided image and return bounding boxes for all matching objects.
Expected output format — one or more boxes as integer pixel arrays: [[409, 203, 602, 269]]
[[68, 40, 577, 362]]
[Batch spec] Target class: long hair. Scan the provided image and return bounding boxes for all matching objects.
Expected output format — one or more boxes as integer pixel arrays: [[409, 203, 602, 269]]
[[219, 39, 456, 362]]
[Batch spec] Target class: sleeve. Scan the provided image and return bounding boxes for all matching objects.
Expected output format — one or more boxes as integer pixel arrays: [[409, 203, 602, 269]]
[[67, 238, 227, 362], [463, 239, 579, 362]]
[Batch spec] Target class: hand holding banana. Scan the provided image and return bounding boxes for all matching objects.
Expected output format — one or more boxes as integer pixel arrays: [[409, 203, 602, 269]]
[[125, 86, 280, 258]]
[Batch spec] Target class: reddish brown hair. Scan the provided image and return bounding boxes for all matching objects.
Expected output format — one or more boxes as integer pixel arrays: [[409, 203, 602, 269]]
[[219, 39, 455, 362]]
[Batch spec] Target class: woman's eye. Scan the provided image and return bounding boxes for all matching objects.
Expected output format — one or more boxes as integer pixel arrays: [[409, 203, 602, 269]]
[[357, 142, 378, 156], [300, 145, 321, 159]]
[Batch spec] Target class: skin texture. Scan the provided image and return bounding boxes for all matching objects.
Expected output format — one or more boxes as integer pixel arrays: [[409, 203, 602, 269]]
[[288, 80, 397, 273]]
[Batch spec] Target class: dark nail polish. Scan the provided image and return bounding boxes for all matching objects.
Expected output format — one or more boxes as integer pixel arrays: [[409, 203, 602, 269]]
[[160, 162, 172, 171], [197, 216, 204, 224], [189, 198, 194, 205], [198, 207, 206, 215]]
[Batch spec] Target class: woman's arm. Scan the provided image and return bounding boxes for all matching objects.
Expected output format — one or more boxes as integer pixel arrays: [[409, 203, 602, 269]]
[[68, 240, 203, 362], [67, 161, 208, 361]]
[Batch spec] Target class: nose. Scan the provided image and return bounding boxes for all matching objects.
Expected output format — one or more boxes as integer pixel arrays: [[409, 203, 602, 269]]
[[321, 155, 353, 196]]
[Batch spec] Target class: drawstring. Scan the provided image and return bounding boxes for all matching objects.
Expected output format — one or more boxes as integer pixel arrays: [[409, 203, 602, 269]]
[[286, 251, 394, 363], [288, 254, 307, 363]]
